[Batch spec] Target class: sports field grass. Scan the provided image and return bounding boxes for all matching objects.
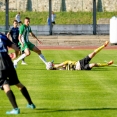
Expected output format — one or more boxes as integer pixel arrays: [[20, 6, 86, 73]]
[[0, 49, 117, 117], [0, 11, 117, 25]]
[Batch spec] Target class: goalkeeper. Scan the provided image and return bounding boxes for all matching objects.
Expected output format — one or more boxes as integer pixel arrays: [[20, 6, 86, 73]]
[[51, 41, 113, 70]]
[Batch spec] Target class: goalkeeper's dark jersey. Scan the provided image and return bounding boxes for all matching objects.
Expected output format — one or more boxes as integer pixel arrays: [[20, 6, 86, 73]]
[[9, 27, 19, 46]]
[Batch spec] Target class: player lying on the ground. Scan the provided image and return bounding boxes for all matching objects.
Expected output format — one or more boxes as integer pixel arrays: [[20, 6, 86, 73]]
[[46, 41, 113, 70]]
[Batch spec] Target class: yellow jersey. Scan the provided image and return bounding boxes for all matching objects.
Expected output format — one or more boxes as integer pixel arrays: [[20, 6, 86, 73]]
[[62, 60, 77, 70]]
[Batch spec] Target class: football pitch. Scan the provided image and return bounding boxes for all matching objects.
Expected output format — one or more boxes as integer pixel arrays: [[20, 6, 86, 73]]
[[1, 49, 117, 117]]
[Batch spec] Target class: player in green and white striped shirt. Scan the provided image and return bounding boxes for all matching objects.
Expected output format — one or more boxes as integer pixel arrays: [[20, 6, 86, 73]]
[[13, 17, 47, 68]]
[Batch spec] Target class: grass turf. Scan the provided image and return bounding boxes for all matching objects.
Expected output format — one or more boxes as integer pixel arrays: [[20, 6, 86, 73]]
[[0, 11, 117, 25], [0, 49, 117, 117]]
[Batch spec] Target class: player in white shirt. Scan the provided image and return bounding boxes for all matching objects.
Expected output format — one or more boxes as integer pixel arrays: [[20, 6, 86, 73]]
[[15, 12, 22, 25], [51, 11, 56, 25]]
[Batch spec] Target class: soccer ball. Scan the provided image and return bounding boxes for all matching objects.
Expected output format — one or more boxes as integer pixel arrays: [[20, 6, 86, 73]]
[[46, 62, 53, 70]]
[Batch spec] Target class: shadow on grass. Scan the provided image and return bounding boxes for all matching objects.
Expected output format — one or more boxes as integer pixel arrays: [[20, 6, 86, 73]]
[[32, 107, 117, 113], [92, 67, 116, 71], [21, 107, 117, 114]]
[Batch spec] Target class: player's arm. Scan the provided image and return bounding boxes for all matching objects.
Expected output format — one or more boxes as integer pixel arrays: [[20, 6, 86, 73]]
[[6, 32, 10, 38], [29, 26, 42, 44], [6, 29, 12, 39], [6, 37, 19, 58], [19, 25, 24, 46], [30, 32, 42, 44], [18, 34, 23, 44], [54, 61, 68, 68], [28, 27, 38, 40], [54, 63, 64, 68]]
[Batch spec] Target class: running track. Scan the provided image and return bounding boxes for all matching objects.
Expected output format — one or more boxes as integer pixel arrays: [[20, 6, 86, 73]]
[[39, 45, 117, 50]]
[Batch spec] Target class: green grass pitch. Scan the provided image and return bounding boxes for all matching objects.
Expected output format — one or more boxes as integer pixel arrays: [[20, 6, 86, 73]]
[[0, 49, 117, 117]]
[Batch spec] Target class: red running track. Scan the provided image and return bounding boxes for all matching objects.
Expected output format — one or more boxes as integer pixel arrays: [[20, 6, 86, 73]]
[[38, 45, 117, 50]]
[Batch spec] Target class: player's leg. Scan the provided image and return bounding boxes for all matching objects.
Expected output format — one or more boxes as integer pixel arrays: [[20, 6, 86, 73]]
[[13, 47, 30, 68], [29, 42, 47, 65], [88, 41, 109, 59], [1, 70, 20, 114], [8, 67, 35, 109], [3, 84, 20, 114], [21, 50, 27, 65], [89, 60, 113, 68], [18, 44, 27, 65], [33, 46, 47, 65], [16, 83, 36, 109]]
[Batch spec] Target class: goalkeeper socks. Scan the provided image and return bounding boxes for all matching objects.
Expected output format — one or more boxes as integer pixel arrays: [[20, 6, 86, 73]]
[[94, 45, 104, 54], [15, 54, 26, 63], [39, 54, 47, 65], [20, 87, 33, 105], [6, 90, 18, 108], [97, 63, 108, 67]]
